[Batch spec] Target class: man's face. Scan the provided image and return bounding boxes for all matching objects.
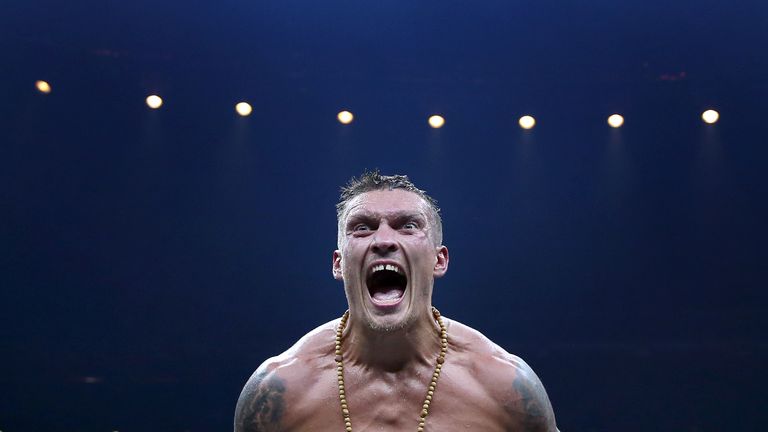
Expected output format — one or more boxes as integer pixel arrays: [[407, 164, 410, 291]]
[[332, 189, 449, 332]]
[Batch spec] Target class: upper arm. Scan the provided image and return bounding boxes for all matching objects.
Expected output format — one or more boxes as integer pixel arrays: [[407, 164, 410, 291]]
[[234, 368, 288, 432], [501, 358, 558, 432]]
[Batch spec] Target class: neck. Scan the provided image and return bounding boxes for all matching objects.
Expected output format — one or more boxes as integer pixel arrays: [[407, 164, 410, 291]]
[[342, 308, 442, 372]]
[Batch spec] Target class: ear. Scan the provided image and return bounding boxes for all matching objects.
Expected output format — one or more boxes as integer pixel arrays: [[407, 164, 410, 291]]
[[433, 245, 449, 278], [332, 250, 343, 280]]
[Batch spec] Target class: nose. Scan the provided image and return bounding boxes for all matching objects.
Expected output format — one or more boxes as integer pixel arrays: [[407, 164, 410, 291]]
[[371, 224, 399, 254]]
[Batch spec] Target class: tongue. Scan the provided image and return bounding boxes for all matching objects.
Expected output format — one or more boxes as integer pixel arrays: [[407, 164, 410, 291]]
[[372, 287, 404, 301]]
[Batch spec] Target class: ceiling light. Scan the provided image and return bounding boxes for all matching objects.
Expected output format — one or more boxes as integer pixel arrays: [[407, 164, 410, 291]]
[[236, 102, 253, 117], [702, 109, 719, 124], [337, 110, 354, 124], [35, 80, 51, 94], [607, 114, 624, 128], [428, 115, 445, 129], [145, 95, 163, 109], [518, 115, 536, 130]]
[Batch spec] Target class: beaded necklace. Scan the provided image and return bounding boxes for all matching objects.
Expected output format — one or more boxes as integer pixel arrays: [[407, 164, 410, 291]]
[[334, 307, 448, 432]]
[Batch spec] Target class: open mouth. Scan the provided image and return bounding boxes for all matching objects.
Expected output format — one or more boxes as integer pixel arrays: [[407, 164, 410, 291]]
[[366, 263, 407, 306]]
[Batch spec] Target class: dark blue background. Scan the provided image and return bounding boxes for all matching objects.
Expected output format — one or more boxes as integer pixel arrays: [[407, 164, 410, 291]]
[[1, 1, 767, 431]]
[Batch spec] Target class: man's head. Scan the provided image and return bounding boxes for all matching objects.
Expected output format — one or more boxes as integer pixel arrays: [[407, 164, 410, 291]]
[[332, 171, 449, 332]]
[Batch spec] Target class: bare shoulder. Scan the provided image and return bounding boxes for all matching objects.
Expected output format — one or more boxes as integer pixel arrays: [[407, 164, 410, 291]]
[[445, 317, 559, 432], [234, 319, 339, 432]]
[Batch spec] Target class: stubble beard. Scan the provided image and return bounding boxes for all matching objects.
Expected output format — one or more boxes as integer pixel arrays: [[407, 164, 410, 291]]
[[365, 310, 415, 333]]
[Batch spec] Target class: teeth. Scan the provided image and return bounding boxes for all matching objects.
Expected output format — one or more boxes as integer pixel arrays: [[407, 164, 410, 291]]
[[371, 264, 402, 274]]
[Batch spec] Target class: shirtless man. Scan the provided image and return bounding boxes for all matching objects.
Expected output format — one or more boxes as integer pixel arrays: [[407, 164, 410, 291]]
[[235, 171, 560, 431]]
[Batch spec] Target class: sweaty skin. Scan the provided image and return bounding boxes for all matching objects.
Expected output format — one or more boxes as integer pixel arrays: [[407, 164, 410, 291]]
[[235, 190, 559, 432]]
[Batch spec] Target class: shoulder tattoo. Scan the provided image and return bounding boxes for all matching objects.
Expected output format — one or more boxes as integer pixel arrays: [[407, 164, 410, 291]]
[[235, 370, 287, 432], [506, 372, 557, 432]]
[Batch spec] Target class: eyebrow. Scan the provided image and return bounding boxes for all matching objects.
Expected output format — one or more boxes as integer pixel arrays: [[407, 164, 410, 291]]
[[346, 210, 426, 223]]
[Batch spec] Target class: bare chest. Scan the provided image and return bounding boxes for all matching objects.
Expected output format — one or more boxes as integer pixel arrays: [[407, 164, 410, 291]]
[[284, 365, 509, 432]]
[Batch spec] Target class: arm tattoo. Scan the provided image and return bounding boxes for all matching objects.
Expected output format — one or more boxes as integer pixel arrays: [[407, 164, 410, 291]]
[[506, 373, 556, 432], [235, 371, 287, 432]]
